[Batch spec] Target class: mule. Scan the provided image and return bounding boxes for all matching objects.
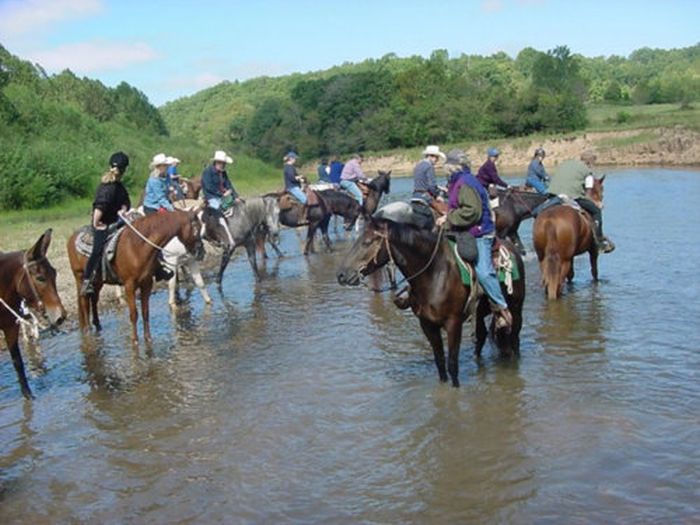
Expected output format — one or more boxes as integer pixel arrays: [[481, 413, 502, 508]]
[[1, 229, 66, 399], [494, 187, 549, 254], [336, 218, 525, 386], [67, 210, 203, 342], [532, 176, 606, 299]]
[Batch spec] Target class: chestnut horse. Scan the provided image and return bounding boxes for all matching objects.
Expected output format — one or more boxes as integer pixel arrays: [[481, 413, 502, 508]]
[[67, 210, 203, 342], [337, 218, 525, 387], [532, 176, 606, 299], [1, 229, 66, 399]]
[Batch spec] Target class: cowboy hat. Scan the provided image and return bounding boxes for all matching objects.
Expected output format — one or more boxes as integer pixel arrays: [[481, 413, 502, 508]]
[[422, 145, 446, 161], [166, 156, 181, 165], [212, 150, 233, 164], [150, 153, 168, 168]]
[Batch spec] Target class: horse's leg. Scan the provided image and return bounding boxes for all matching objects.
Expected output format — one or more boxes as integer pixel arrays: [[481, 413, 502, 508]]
[[590, 249, 599, 282], [474, 297, 490, 359], [445, 316, 463, 387], [268, 239, 284, 258], [91, 283, 102, 331], [245, 240, 260, 279], [140, 280, 154, 342], [217, 246, 233, 288], [124, 281, 139, 343], [75, 279, 90, 332], [567, 264, 575, 282], [168, 267, 178, 307], [4, 326, 33, 399], [304, 223, 316, 256], [189, 259, 212, 304], [320, 216, 332, 252], [419, 318, 447, 383], [560, 259, 572, 294]]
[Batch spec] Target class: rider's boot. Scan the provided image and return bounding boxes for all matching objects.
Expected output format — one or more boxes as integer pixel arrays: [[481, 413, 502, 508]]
[[154, 258, 174, 282], [493, 305, 513, 330], [593, 220, 615, 254], [80, 277, 94, 296]]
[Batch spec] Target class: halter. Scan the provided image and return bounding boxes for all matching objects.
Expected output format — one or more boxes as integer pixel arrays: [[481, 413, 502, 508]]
[[364, 223, 445, 293], [0, 255, 47, 338]]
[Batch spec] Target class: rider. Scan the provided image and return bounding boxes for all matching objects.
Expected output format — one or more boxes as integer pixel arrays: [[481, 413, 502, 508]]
[[329, 156, 344, 185], [436, 149, 513, 328], [317, 157, 331, 183], [525, 148, 550, 194], [201, 150, 240, 246], [547, 150, 615, 253], [143, 153, 175, 215], [340, 154, 367, 205], [166, 156, 186, 201], [476, 147, 509, 189], [283, 151, 306, 205], [412, 145, 445, 204], [80, 152, 131, 296]]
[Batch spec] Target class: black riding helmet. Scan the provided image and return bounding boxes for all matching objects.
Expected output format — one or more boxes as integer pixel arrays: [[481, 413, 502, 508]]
[[109, 151, 129, 173]]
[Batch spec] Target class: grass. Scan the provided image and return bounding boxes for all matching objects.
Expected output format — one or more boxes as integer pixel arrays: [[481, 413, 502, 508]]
[[586, 102, 700, 132]]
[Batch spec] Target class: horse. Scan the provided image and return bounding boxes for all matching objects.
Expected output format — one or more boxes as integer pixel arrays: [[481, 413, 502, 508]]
[[180, 175, 202, 200], [275, 190, 343, 255], [336, 217, 525, 387], [494, 187, 549, 254], [532, 176, 606, 299], [358, 170, 392, 216], [200, 197, 280, 287], [0, 229, 67, 399], [67, 210, 204, 342]]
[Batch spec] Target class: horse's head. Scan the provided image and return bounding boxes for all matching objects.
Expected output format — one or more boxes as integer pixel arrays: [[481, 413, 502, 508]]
[[374, 170, 392, 194], [177, 210, 205, 261], [585, 174, 606, 209], [337, 219, 390, 286], [22, 229, 66, 327]]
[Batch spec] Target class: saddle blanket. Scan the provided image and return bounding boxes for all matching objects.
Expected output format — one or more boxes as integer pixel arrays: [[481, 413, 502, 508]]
[[447, 239, 521, 287]]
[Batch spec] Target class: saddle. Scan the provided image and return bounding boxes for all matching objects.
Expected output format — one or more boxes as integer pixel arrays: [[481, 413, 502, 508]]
[[279, 190, 321, 211], [74, 226, 124, 285]]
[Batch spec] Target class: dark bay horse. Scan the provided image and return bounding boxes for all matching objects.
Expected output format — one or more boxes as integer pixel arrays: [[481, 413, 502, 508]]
[[532, 176, 606, 299], [67, 210, 203, 342], [277, 190, 360, 255], [337, 218, 525, 387], [1, 229, 66, 399], [358, 170, 392, 216], [494, 187, 548, 254]]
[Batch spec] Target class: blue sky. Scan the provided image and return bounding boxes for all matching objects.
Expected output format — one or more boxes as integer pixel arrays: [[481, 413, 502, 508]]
[[1, 0, 698, 106]]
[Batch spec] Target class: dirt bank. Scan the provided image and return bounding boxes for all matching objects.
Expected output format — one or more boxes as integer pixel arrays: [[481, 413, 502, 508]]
[[361, 126, 700, 174]]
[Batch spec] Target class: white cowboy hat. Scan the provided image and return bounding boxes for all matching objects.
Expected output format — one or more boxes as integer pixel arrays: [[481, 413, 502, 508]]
[[212, 150, 233, 164], [422, 145, 446, 161], [166, 156, 180, 165], [150, 153, 168, 168]]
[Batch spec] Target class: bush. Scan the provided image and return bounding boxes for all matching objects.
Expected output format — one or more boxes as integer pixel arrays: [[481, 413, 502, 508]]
[[615, 111, 632, 124]]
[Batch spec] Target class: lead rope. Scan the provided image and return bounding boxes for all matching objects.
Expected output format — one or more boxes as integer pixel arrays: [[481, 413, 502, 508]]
[[0, 298, 40, 339]]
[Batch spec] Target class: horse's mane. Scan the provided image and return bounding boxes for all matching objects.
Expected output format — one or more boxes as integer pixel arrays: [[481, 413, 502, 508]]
[[383, 220, 439, 255]]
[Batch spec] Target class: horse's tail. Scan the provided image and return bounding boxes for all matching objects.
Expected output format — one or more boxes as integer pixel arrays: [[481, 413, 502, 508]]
[[541, 222, 561, 300]]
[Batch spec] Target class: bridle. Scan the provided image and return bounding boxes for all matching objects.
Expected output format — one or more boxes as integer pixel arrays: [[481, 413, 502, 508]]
[[0, 254, 48, 337], [362, 222, 445, 293], [18, 255, 46, 310]]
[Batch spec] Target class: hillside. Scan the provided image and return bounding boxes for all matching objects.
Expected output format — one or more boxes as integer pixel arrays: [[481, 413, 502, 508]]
[[161, 44, 700, 164], [0, 45, 278, 212]]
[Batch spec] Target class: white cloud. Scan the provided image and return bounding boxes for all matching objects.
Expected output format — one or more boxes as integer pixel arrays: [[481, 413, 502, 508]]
[[481, 0, 503, 12], [28, 41, 159, 73], [0, 0, 103, 36]]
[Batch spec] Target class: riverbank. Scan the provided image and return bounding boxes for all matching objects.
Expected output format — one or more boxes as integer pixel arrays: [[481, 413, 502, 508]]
[[358, 126, 700, 175]]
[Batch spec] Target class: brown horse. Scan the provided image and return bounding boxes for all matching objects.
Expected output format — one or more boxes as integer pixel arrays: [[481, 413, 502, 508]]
[[180, 175, 202, 200], [533, 176, 606, 299], [337, 218, 525, 386], [67, 210, 203, 342], [1, 229, 66, 399], [358, 170, 392, 216], [494, 187, 549, 254]]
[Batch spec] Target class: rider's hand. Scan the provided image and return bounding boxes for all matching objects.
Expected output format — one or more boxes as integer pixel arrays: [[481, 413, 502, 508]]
[[223, 189, 232, 197], [435, 215, 447, 226]]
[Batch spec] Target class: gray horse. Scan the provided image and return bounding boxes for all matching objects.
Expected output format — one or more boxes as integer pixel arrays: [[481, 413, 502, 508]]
[[200, 197, 280, 288]]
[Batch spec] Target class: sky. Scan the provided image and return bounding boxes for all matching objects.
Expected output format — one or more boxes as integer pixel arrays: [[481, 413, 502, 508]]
[[1, 0, 698, 106]]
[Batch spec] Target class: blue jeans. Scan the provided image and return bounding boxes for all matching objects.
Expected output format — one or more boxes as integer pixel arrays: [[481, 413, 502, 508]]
[[475, 236, 508, 309], [288, 186, 307, 205], [340, 180, 363, 205], [208, 197, 222, 210]]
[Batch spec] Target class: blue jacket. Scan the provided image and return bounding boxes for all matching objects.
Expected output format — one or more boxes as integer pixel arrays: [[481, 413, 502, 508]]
[[201, 164, 237, 201], [143, 173, 174, 211], [462, 172, 495, 238], [329, 161, 344, 184], [526, 158, 550, 194]]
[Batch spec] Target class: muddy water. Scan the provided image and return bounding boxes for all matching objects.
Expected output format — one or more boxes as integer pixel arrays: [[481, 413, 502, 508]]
[[1, 169, 699, 523]]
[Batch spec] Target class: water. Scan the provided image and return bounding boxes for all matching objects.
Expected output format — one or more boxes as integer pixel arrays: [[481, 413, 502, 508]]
[[1, 169, 699, 523]]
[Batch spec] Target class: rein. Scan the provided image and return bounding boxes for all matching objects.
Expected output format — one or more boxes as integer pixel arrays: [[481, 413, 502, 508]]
[[0, 255, 47, 338], [367, 223, 445, 293], [120, 213, 182, 257], [505, 189, 535, 215]]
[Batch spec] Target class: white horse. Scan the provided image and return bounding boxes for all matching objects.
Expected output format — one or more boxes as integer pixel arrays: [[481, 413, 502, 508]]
[[163, 236, 212, 307]]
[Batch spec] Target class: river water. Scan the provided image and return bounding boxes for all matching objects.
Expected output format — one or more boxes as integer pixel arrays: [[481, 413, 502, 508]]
[[1, 168, 699, 523]]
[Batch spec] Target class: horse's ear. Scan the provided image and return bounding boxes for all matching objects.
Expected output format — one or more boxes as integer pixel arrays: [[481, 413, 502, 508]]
[[27, 228, 52, 261], [599, 174, 606, 184], [387, 170, 392, 176]]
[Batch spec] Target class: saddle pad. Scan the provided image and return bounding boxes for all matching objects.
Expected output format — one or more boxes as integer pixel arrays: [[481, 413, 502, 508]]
[[309, 183, 335, 191], [447, 239, 473, 285], [305, 189, 320, 207], [75, 225, 94, 257]]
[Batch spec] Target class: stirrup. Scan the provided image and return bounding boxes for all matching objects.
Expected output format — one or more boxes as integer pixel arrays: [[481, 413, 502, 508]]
[[80, 279, 94, 296]]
